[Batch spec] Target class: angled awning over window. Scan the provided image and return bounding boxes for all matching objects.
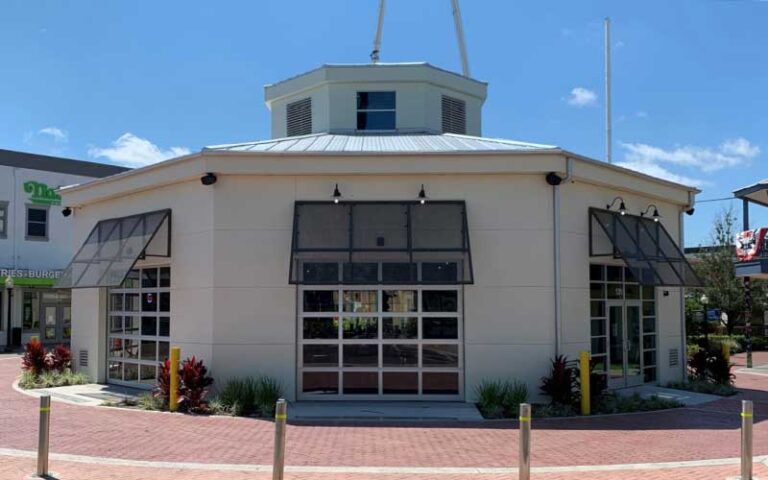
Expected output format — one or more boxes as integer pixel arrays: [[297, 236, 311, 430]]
[[290, 201, 473, 284], [590, 208, 701, 287], [56, 209, 171, 289]]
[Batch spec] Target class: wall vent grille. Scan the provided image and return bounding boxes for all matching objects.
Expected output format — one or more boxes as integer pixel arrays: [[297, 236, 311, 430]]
[[441, 95, 466, 134], [79, 349, 89, 368], [286, 97, 312, 137], [669, 348, 679, 367]]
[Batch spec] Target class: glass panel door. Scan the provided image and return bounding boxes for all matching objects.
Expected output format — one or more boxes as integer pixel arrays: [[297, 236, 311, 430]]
[[608, 304, 624, 385], [42, 305, 57, 341], [625, 303, 643, 386], [62, 306, 72, 339]]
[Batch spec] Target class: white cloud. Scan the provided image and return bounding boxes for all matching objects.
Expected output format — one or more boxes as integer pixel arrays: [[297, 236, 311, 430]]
[[88, 133, 191, 168], [635, 111, 648, 119], [617, 137, 759, 186], [620, 138, 758, 173], [567, 87, 597, 107], [38, 127, 68, 143], [615, 160, 706, 187], [720, 137, 760, 158]]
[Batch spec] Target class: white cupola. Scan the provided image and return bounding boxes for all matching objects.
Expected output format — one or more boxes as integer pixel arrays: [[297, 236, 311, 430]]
[[264, 63, 487, 139]]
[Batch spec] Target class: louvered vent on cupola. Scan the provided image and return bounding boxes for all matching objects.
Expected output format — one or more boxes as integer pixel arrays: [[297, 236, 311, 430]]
[[286, 97, 312, 137], [441, 95, 467, 134]]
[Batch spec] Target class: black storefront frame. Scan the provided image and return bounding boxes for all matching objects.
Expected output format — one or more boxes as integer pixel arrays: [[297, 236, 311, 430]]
[[289, 201, 474, 285]]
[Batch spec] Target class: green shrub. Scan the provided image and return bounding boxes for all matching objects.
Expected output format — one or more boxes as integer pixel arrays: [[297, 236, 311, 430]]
[[594, 393, 683, 414], [689, 347, 734, 385], [138, 393, 164, 410], [667, 380, 737, 396], [532, 403, 577, 418], [208, 398, 238, 416], [475, 379, 529, 419], [503, 381, 529, 416], [19, 369, 89, 389], [216, 376, 283, 417], [218, 377, 257, 416], [475, 380, 507, 419], [254, 377, 283, 417]]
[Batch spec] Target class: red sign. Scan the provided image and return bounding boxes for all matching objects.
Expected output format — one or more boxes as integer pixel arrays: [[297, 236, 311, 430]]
[[736, 228, 768, 261]]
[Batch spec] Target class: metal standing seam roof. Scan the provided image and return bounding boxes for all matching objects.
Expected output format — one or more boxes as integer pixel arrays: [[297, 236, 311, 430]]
[[204, 132, 558, 154]]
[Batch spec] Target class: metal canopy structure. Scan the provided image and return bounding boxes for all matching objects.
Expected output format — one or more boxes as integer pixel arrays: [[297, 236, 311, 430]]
[[56, 209, 171, 289], [733, 179, 768, 280], [290, 201, 472, 285], [734, 179, 768, 208], [589, 208, 702, 287]]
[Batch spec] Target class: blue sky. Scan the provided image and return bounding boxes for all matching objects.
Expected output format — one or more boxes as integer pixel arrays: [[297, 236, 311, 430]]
[[1, 0, 767, 246]]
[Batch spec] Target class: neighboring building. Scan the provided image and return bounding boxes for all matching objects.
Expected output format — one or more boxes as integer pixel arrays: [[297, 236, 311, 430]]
[[59, 63, 701, 401], [0, 149, 127, 349]]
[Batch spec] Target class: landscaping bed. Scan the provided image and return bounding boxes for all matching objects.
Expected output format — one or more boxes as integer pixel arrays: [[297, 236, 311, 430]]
[[19, 340, 89, 390]]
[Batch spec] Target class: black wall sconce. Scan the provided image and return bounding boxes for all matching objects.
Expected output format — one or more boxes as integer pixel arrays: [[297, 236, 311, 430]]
[[606, 196, 627, 215], [333, 184, 342, 204], [418, 184, 427, 204], [640, 204, 661, 222], [62, 207, 72, 217]]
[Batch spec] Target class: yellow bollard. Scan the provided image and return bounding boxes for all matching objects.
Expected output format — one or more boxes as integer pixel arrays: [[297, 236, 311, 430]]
[[169, 347, 180, 412], [580, 350, 591, 416], [722, 342, 730, 362]]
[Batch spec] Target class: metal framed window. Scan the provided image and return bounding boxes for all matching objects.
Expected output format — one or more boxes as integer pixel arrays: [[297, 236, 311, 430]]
[[107, 266, 171, 388], [298, 284, 462, 400], [356, 91, 396, 130], [26, 205, 49, 241], [290, 201, 473, 285], [0, 201, 8, 238]]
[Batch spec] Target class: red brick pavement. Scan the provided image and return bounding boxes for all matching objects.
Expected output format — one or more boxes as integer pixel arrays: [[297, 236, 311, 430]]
[[0, 352, 766, 478], [1, 456, 767, 480]]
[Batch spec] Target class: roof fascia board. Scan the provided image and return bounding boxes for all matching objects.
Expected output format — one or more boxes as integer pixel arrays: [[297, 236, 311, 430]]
[[60, 149, 698, 208]]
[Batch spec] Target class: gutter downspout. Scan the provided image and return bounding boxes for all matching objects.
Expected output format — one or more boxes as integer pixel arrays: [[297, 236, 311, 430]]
[[551, 157, 574, 357], [680, 190, 695, 381]]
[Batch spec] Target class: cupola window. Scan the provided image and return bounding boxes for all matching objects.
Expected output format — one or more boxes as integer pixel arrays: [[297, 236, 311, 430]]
[[356, 91, 396, 131]]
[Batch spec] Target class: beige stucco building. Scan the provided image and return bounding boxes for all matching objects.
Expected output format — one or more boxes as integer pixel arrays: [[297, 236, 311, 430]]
[[58, 63, 700, 401]]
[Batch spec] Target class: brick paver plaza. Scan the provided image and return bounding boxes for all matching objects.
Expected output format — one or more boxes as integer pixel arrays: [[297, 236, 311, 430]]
[[0, 352, 766, 479]]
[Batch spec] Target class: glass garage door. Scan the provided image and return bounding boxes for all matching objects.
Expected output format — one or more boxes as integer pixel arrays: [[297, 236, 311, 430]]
[[299, 286, 463, 400], [107, 266, 171, 388]]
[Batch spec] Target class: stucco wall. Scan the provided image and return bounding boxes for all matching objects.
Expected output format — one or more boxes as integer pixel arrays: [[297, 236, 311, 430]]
[[66, 160, 690, 399], [69, 179, 214, 382]]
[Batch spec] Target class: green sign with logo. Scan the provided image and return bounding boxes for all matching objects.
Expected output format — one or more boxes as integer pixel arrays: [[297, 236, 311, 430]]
[[24, 181, 61, 206]]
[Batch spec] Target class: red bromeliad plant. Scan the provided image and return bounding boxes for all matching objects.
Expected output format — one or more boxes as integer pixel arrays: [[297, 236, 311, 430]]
[[178, 356, 214, 412], [540, 355, 578, 407], [49, 345, 72, 372], [21, 340, 48, 375], [153, 356, 214, 412], [153, 358, 178, 408]]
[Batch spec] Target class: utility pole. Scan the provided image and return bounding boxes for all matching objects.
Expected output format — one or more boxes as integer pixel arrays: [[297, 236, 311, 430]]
[[604, 17, 612, 164], [743, 199, 753, 368]]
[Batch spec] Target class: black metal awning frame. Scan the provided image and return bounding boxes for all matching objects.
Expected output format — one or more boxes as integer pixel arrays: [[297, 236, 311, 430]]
[[589, 207, 702, 287], [289, 200, 473, 285], [56, 209, 171, 289]]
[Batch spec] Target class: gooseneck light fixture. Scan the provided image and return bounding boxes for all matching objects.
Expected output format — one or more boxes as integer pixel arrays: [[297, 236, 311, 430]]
[[640, 204, 661, 222], [333, 184, 342, 204], [418, 184, 427, 204], [606, 196, 627, 215]]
